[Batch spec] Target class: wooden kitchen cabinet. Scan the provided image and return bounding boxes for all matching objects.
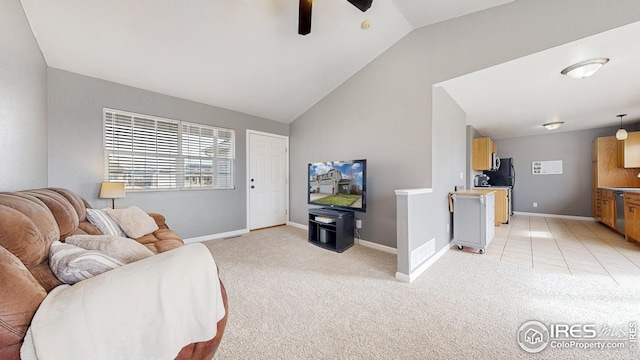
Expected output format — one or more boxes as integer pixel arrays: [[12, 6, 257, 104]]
[[592, 136, 640, 219], [601, 189, 616, 229], [617, 131, 640, 168], [472, 137, 496, 171], [593, 137, 639, 188], [593, 188, 602, 220], [624, 192, 640, 243]]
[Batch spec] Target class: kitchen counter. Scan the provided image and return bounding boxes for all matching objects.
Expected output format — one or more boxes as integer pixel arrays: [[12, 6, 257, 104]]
[[451, 189, 497, 195], [598, 186, 640, 192], [448, 190, 496, 212], [474, 186, 511, 189]]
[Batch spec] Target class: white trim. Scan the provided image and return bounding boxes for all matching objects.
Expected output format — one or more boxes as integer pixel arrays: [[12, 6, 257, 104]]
[[356, 238, 397, 254], [183, 228, 249, 244], [396, 242, 453, 283], [513, 211, 597, 221], [246, 130, 290, 231], [394, 188, 433, 196], [287, 221, 308, 230]]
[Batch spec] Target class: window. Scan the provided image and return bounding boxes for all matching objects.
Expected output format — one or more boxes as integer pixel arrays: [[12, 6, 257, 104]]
[[104, 108, 234, 190]]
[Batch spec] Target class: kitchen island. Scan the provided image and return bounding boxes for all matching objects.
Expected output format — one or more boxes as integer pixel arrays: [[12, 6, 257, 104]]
[[472, 187, 511, 226], [448, 190, 496, 254]]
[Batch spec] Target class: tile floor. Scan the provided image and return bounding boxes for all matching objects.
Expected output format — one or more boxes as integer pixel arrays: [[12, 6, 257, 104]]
[[469, 214, 640, 288]]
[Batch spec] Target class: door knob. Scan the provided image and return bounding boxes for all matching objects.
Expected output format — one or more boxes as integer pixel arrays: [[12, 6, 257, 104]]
[[251, 185, 255, 189]]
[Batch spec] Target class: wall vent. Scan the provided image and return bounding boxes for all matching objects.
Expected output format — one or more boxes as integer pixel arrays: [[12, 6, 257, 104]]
[[410, 238, 436, 271]]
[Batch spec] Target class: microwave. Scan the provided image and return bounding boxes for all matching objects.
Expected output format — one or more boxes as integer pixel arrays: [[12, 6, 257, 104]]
[[491, 153, 501, 171]]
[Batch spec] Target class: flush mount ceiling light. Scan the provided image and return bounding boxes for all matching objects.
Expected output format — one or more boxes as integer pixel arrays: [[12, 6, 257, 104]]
[[616, 114, 628, 140], [542, 121, 564, 130], [560, 58, 609, 79]]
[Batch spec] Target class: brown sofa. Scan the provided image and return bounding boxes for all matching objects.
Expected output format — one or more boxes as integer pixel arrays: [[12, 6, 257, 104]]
[[0, 188, 228, 360]]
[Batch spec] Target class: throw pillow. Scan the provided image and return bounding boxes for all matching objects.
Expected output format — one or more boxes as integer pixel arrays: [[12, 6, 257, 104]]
[[86, 208, 127, 237], [65, 234, 155, 264], [106, 206, 159, 239], [49, 241, 125, 285]]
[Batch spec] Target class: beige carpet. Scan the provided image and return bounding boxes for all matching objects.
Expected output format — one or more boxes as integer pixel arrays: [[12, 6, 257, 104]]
[[203, 226, 640, 359]]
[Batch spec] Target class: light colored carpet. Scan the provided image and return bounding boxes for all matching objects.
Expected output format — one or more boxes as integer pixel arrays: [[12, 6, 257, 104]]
[[203, 226, 640, 359]]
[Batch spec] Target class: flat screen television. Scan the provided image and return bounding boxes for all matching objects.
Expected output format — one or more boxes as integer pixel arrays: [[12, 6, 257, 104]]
[[307, 159, 366, 212]]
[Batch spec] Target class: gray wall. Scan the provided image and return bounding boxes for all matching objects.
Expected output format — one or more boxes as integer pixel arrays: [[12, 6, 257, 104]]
[[494, 126, 627, 217], [47, 68, 288, 238], [289, 0, 640, 251], [432, 87, 468, 247], [0, 0, 48, 191]]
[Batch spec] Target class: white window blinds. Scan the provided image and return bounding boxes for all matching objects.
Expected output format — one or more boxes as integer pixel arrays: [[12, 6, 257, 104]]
[[104, 109, 234, 190]]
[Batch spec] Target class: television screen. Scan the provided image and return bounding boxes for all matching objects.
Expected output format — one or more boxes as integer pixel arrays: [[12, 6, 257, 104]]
[[308, 159, 366, 212]]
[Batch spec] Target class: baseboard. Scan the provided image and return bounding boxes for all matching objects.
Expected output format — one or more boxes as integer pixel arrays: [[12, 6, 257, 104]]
[[356, 238, 397, 254], [286, 221, 308, 230], [396, 242, 453, 283], [183, 228, 250, 244], [513, 212, 596, 221]]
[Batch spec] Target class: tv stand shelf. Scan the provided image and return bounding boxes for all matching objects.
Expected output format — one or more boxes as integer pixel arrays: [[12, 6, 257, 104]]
[[308, 208, 355, 253]]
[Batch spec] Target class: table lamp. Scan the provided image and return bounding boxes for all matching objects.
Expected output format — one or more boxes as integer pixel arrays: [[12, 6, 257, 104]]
[[99, 182, 125, 209]]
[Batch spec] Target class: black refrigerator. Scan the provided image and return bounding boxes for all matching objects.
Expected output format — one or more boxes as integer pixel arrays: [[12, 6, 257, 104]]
[[484, 157, 515, 187], [483, 157, 515, 216]]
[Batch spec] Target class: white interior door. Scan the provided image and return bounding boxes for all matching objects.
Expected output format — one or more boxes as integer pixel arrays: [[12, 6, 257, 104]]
[[248, 132, 288, 230]]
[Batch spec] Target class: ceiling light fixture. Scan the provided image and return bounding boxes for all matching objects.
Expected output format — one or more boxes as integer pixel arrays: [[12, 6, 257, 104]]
[[560, 58, 609, 79], [616, 114, 628, 140], [542, 121, 564, 130], [298, 0, 373, 35]]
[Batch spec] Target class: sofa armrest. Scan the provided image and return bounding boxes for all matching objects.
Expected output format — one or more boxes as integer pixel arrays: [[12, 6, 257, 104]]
[[148, 213, 170, 230], [0, 246, 47, 360], [175, 279, 228, 359]]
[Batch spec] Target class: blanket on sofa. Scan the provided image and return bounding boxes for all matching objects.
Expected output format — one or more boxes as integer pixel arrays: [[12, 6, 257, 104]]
[[21, 243, 225, 360]]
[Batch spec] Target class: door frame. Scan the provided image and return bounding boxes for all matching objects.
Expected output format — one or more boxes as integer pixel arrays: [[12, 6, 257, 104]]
[[246, 129, 290, 230]]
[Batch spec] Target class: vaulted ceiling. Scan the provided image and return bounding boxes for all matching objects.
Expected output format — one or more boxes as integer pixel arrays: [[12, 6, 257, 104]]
[[20, 1, 640, 139], [20, 0, 513, 122]]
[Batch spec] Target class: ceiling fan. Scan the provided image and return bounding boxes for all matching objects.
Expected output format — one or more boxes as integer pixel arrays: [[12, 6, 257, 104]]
[[298, 0, 373, 35]]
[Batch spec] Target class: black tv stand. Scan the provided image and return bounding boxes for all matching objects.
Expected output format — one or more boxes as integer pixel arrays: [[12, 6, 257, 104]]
[[308, 208, 355, 253]]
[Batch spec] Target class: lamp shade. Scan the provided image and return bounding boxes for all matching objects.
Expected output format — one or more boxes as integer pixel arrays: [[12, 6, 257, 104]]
[[99, 182, 125, 199], [615, 114, 628, 140], [616, 128, 628, 140]]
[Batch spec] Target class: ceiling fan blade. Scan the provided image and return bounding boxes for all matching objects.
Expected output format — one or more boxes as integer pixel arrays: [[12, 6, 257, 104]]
[[347, 0, 373, 12], [298, 0, 312, 35]]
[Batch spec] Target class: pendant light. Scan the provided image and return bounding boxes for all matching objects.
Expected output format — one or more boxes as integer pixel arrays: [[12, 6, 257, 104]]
[[615, 114, 628, 140]]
